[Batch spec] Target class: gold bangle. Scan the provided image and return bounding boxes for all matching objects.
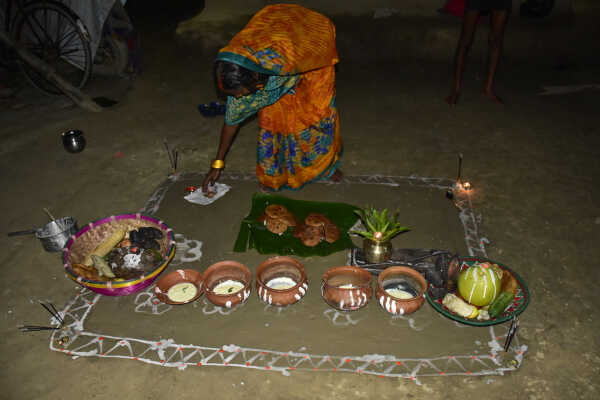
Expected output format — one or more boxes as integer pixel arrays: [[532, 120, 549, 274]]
[[211, 159, 225, 169]]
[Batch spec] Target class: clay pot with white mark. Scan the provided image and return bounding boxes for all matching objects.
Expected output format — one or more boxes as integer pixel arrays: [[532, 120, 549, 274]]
[[154, 268, 204, 305], [204, 261, 252, 309], [256, 256, 308, 306], [321, 266, 372, 311], [376, 266, 426, 315]]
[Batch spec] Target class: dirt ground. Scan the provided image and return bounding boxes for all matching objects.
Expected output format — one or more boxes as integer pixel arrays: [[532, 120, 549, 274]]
[[1, 2, 599, 399]]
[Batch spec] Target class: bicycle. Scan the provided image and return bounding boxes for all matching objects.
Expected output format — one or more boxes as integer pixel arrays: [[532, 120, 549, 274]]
[[2, 0, 93, 95]]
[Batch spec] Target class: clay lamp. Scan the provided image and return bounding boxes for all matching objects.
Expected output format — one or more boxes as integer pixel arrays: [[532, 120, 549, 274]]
[[376, 266, 427, 315], [256, 256, 308, 307], [155, 269, 204, 305], [204, 261, 252, 309], [321, 266, 373, 311]]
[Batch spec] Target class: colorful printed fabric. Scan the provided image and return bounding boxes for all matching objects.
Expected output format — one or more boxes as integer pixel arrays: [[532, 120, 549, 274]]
[[225, 75, 299, 125], [216, 4, 342, 190]]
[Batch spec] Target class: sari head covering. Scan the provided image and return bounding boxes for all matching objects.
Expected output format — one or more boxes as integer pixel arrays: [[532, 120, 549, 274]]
[[216, 4, 342, 190]]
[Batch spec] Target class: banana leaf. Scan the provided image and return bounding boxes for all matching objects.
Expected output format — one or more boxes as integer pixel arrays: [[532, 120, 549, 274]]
[[234, 193, 360, 257]]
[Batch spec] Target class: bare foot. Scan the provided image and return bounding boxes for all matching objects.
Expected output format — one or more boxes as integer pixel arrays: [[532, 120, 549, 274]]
[[329, 169, 343, 182], [483, 90, 504, 105], [445, 90, 460, 106]]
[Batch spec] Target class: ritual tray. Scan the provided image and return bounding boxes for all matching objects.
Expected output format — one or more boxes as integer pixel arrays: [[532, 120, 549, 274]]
[[49, 173, 529, 382], [233, 193, 360, 257], [425, 256, 530, 326]]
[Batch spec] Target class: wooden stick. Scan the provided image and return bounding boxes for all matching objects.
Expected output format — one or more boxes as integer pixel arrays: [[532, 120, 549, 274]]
[[0, 30, 102, 112]]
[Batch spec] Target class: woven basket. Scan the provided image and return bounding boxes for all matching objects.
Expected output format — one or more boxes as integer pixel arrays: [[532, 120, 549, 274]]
[[62, 213, 176, 296]]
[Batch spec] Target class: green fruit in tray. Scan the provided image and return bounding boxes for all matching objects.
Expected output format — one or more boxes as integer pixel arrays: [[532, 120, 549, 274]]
[[489, 291, 515, 318], [457, 262, 502, 307]]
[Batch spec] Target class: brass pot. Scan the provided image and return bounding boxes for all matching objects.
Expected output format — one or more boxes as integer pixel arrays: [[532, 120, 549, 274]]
[[363, 239, 392, 264]]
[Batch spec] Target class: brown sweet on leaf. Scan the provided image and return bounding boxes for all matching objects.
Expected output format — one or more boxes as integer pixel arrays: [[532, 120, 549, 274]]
[[265, 204, 289, 219], [293, 223, 306, 238], [324, 223, 340, 243], [300, 225, 323, 247], [279, 211, 298, 227], [266, 217, 289, 234], [305, 213, 330, 227]]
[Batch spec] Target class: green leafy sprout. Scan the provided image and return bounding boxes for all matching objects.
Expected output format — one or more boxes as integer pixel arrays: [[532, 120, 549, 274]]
[[350, 206, 410, 242]]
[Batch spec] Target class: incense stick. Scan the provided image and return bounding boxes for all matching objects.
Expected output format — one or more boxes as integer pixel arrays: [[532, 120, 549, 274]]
[[18, 325, 60, 332], [43, 208, 56, 221], [504, 316, 519, 351], [163, 139, 175, 171], [40, 302, 63, 325], [456, 153, 463, 184], [18, 302, 65, 333]]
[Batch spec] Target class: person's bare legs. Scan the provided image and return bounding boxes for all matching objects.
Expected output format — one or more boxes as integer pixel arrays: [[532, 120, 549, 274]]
[[483, 9, 509, 104], [446, 10, 481, 105]]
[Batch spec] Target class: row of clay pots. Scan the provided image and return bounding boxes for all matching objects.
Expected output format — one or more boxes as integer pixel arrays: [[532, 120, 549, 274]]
[[155, 257, 309, 308], [156, 257, 427, 315], [321, 266, 427, 315]]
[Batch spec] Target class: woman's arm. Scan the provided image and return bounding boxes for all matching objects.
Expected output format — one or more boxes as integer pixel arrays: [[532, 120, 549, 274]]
[[202, 122, 239, 192]]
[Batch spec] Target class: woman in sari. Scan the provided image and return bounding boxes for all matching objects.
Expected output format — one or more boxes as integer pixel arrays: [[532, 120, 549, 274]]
[[201, 4, 343, 192]]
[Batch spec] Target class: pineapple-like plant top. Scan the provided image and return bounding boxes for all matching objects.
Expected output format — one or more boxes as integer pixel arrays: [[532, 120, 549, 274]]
[[351, 206, 410, 242]]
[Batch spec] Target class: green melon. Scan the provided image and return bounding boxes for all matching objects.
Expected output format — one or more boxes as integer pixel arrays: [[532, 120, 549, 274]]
[[457, 262, 502, 307]]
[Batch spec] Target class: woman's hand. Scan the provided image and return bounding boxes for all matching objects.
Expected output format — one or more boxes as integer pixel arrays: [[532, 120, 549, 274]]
[[202, 122, 239, 192], [202, 168, 222, 193]]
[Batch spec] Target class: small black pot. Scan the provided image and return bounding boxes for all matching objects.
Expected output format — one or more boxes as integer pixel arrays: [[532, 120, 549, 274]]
[[62, 130, 86, 153]]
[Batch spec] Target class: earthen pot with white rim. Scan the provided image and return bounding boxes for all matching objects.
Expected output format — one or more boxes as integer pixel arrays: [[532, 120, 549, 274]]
[[321, 266, 372, 311], [376, 266, 427, 315], [203, 260, 252, 309], [154, 268, 204, 305], [256, 256, 308, 306]]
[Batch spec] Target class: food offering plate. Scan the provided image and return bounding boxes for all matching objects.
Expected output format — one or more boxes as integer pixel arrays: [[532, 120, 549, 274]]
[[154, 269, 204, 305], [425, 256, 530, 326], [63, 214, 176, 296], [234, 193, 360, 257]]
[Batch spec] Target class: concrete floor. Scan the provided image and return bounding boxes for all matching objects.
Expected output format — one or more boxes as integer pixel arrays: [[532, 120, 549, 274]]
[[1, 2, 599, 399]]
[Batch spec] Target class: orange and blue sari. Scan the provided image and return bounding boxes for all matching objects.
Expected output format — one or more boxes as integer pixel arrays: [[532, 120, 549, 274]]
[[216, 4, 342, 190]]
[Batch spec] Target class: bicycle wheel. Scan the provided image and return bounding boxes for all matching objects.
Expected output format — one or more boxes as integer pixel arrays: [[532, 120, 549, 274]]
[[94, 33, 128, 76], [12, 0, 92, 95]]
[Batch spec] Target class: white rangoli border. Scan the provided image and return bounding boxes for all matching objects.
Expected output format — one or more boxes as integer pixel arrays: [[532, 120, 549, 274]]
[[48, 172, 526, 385]]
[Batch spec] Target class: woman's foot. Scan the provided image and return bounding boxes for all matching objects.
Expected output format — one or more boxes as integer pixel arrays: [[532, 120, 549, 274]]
[[329, 169, 343, 182], [445, 90, 460, 106], [483, 89, 504, 105]]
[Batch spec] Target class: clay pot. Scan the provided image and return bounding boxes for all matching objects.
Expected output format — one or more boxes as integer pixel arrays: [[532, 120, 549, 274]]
[[376, 266, 427, 315], [256, 256, 308, 306], [204, 261, 252, 309], [154, 269, 204, 305], [321, 266, 373, 311]]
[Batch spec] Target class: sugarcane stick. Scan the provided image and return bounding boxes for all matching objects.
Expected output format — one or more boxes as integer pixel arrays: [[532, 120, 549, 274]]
[[0, 30, 102, 112]]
